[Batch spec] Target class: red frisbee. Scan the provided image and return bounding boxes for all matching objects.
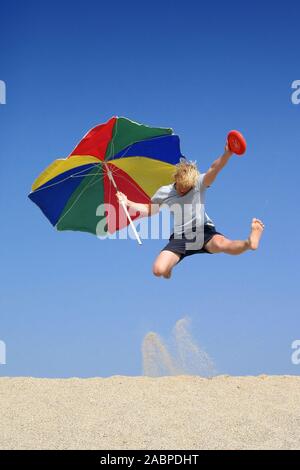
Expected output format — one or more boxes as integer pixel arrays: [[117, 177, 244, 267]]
[[227, 130, 247, 155]]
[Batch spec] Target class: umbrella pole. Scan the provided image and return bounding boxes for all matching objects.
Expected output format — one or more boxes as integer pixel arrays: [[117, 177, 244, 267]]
[[104, 164, 142, 245]]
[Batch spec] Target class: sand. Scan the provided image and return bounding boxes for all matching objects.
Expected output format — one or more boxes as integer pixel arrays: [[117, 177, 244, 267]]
[[0, 375, 299, 450]]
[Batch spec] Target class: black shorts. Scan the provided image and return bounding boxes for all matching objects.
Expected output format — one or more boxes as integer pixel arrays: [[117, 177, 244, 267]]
[[161, 224, 224, 261]]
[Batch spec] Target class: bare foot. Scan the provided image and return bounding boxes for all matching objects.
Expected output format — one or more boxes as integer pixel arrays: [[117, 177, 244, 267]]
[[248, 218, 265, 250]]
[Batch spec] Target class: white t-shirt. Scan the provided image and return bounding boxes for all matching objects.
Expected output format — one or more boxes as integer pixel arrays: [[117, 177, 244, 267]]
[[151, 173, 214, 238]]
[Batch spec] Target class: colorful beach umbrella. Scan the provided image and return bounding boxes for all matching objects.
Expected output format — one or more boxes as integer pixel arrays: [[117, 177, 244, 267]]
[[28, 116, 183, 242]]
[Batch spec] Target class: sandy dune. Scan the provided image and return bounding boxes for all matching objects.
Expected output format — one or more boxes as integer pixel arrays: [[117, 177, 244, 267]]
[[0, 375, 299, 450]]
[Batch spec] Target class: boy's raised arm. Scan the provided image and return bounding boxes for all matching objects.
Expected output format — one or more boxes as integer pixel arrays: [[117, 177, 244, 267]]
[[203, 142, 234, 188]]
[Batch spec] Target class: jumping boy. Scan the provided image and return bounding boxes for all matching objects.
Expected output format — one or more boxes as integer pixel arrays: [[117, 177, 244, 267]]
[[116, 141, 264, 279]]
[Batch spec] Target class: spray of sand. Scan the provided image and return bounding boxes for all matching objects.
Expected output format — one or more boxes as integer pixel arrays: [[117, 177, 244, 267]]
[[141, 332, 180, 377], [142, 317, 216, 377]]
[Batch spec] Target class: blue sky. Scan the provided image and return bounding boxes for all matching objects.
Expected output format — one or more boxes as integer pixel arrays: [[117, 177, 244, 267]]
[[1, 0, 299, 377]]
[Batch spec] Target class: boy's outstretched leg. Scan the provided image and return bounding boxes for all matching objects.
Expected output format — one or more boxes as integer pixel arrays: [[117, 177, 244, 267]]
[[152, 250, 181, 279], [248, 218, 265, 250], [205, 218, 265, 255]]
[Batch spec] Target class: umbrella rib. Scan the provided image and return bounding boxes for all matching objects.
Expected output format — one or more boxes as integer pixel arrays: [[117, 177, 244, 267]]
[[105, 133, 171, 162], [108, 158, 174, 199], [30, 162, 102, 193], [56, 167, 105, 227], [105, 117, 118, 160], [108, 166, 150, 199]]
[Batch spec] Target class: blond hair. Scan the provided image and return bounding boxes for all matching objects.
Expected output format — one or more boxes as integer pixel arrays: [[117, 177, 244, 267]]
[[173, 159, 200, 189]]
